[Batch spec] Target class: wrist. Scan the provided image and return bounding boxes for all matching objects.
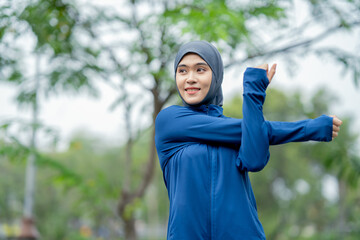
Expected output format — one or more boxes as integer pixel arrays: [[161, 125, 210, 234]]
[[305, 115, 333, 142], [243, 67, 269, 93]]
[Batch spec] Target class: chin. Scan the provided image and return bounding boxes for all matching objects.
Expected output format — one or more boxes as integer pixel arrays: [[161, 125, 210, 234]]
[[185, 100, 201, 105], [182, 94, 204, 105]]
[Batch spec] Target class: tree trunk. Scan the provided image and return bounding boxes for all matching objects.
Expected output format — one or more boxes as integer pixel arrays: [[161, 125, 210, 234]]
[[337, 179, 347, 238], [117, 88, 164, 239], [20, 53, 40, 240], [123, 216, 137, 240], [118, 189, 138, 240], [19, 218, 39, 240]]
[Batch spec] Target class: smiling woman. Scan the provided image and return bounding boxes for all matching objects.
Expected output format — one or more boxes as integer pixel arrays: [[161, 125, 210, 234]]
[[173, 41, 224, 108], [176, 53, 212, 105], [155, 40, 342, 240]]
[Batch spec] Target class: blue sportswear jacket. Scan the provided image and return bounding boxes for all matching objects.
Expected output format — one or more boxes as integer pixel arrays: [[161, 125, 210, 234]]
[[155, 68, 333, 240]]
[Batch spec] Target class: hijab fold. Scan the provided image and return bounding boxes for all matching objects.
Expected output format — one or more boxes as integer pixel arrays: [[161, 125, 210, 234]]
[[174, 41, 224, 107]]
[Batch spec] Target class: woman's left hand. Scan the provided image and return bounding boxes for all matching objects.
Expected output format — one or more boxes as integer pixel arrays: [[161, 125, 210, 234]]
[[255, 63, 277, 83]]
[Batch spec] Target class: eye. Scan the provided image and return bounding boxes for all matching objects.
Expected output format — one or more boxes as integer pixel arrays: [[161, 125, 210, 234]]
[[178, 68, 187, 74], [197, 67, 206, 73]]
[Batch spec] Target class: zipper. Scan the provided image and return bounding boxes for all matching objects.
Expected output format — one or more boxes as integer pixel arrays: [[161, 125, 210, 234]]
[[210, 146, 217, 239], [209, 147, 213, 240], [207, 104, 214, 239]]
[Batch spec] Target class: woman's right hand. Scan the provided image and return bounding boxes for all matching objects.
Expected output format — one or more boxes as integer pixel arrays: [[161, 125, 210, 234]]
[[330, 115, 343, 140], [255, 63, 277, 83]]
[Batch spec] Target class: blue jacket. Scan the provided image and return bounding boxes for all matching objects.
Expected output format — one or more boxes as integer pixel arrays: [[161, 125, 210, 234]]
[[155, 68, 333, 240]]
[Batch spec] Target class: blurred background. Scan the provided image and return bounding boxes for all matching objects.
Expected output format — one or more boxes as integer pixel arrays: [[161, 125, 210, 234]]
[[1, 0, 360, 239]]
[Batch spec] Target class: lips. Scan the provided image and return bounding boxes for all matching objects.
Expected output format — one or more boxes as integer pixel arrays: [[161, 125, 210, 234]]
[[185, 87, 200, 95]]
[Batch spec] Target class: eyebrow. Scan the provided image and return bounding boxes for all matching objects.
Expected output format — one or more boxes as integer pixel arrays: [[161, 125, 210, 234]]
[[177, 62, 209, 68]]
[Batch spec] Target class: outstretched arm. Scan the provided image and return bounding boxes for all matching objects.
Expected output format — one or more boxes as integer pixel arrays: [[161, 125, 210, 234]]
[[267, 115, 342, 144]]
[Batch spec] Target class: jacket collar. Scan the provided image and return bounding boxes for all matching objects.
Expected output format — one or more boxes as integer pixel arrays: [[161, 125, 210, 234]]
[[189, 104, 223, 117]]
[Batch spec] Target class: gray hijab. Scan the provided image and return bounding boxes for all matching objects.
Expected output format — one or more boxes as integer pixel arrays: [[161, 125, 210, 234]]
[[174, 40, 224, 107]]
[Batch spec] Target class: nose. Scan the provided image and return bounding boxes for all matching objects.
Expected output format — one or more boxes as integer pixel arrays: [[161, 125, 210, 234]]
[[186, 71, 197, 84]]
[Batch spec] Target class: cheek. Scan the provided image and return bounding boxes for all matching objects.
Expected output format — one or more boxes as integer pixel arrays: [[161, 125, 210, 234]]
[[204, 73, 212, 89], [175, 75, 180, 87], [176, 76, 184, 92]]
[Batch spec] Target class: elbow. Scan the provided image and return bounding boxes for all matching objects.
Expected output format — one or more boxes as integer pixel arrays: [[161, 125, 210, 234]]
[[247, 158, 269, 172], [236, 152, 270, 172], [249, 161, 268, 172]]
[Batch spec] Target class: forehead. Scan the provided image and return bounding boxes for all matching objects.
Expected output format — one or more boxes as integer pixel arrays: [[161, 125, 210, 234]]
[[178, 53, 206, 65]]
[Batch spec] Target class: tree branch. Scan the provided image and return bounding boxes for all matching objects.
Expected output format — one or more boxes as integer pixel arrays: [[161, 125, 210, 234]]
[[225, 21, 360, 69]]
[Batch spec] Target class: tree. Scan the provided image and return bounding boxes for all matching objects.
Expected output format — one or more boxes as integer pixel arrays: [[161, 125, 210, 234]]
[[1, 0, 103, 237]]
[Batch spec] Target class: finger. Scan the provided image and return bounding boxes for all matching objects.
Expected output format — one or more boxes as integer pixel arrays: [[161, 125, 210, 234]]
[[333, 125, 340, 132], [262, 63, 268, 71], [333, 117, 343, 127], [332, 131, 338, 138], [268, 64, 277, 83], [329, 115, 343, 126]]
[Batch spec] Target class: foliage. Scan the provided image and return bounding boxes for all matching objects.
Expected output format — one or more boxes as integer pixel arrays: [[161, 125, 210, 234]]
[[0, 0, 104, 107], [164, 0, 285, 48], [0, 129, 169, 239], [165, 0, 360, 84]]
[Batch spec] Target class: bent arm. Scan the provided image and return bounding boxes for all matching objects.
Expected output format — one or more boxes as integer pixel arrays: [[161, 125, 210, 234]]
[[236, 68, 270, 172]]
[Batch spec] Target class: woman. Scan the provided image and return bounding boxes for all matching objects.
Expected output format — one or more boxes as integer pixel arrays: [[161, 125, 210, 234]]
[[155, 41, 342, 240]]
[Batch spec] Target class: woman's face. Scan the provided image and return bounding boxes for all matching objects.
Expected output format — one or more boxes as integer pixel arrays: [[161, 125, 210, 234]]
[[176, 53, 212, 105]]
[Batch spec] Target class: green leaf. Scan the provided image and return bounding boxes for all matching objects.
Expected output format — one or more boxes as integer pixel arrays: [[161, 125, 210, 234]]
[[16, 90, 36, 106], [8, 70, 23, 83]]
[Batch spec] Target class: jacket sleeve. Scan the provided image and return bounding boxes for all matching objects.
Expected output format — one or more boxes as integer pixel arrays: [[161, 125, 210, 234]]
[[266, 115, 333, 145], [235, 68, 270, 172], [155, 107, 242, 145]]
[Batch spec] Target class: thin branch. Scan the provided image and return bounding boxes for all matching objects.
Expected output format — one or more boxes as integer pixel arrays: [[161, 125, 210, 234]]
[[225, 21, 360, 68]]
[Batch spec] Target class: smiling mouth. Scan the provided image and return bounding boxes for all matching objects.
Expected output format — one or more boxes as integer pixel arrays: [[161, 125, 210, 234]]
[[185, 88, 200, 93]]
